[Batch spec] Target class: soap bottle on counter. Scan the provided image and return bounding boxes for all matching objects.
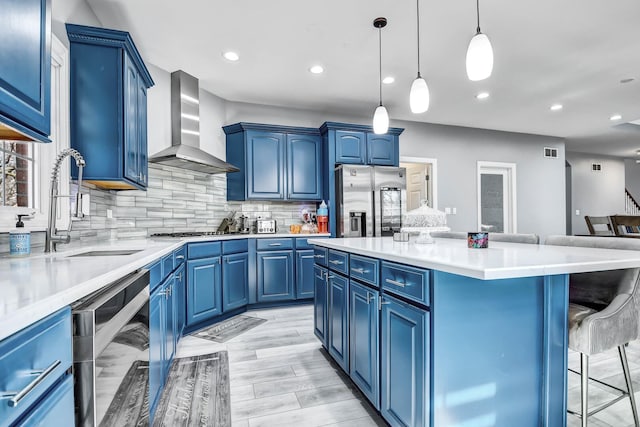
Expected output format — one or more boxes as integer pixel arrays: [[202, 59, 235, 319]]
[[10, 215, 31, 256], [317, 200, 328, 234]]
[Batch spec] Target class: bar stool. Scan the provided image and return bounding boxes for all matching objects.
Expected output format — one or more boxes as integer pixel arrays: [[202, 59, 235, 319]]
[[545, 235, 640, 426]]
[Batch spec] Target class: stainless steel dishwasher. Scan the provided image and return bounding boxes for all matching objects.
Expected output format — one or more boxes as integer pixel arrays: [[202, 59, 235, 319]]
[[72, 269, 150, 427]]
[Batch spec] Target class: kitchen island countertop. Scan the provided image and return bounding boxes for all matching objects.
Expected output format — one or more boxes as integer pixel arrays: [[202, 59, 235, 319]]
[[0, 233, 328, 341]]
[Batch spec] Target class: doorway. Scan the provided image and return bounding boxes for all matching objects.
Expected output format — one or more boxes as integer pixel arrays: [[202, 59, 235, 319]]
[[400, 157, 437, 211], [477, 161, 517, 233]]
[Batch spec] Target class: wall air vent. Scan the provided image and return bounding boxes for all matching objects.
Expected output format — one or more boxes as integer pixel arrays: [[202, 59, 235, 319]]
[[592, 163, 602, 172], [543, 147, 558, 158]]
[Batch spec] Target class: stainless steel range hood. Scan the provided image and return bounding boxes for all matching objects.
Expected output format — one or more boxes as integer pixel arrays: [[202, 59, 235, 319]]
[[149, 70, 239, 174]]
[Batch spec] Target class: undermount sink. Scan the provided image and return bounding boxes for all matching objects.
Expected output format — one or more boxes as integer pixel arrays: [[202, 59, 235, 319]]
[[66, 249, 143, 257]]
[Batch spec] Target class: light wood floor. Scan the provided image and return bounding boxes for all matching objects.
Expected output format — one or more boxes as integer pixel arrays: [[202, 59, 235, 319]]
[[175, 305, 640, 427]]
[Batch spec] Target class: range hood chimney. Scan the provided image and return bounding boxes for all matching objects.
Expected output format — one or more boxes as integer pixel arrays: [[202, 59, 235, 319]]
[[149, 70, 239, 174]]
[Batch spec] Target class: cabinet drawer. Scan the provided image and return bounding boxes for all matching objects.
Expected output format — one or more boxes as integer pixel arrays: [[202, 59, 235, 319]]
[[148, 260, 163, 292], [313, 246, 328, 267], [15, 375, 74, 427], [296, 237, 327, 250], [328, 250, 349, 275], [0, 308, 72, 426], [188, 241, 221, 259], [350, 255, 379, 287], [173, 245, 186, 267], [162, 253, 174, 276], [256, 238, 293, 251], [223, 239, 248, 254], [381, 261, 430, 306]]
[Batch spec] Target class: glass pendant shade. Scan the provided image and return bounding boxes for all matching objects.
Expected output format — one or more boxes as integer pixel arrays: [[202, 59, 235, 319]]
[[410, 76, 430, 113], [466, 32, 493, 81], [373, 105, 389, 134]]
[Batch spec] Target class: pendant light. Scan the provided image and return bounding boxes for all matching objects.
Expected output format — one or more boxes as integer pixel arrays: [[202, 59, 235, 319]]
[[466, 0, 493, 81], [373, 17, 389, 135], [409, 0, 430, 113]]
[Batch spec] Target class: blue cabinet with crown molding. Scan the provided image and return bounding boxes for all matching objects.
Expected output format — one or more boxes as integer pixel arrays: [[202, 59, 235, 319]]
[[66, 24, 154, 190], [223, 123, 323, 201], [0, 0, 52, 142]]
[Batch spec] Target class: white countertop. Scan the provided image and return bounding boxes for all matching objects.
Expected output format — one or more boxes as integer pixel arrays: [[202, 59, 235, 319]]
[[308, 237, 640, 281], [0, 233, 328, 341]]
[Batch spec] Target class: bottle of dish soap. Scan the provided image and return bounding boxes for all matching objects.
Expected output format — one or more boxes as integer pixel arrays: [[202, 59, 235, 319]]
[[317, 200, 328, 234], [10, 215, 31, 256]]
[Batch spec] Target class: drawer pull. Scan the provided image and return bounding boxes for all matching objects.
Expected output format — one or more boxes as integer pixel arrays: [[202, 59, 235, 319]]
[[328, 274, 335, 279], [268, 243, 282, 247], [385, 278, 409, 288], [351, 267, 369, 274], [314, 254, 325, 259], [3, 360, 61, 407], [329, 260, 344, 265], [176, 255, 185, 260]]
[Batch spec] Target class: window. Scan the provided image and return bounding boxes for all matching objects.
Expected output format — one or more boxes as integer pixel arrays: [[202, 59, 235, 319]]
[[0, 142, 36, 208], [0, 35, 69, 231]]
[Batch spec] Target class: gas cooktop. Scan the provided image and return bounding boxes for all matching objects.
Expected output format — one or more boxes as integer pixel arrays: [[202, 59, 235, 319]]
[[150, 231, 233, 238]]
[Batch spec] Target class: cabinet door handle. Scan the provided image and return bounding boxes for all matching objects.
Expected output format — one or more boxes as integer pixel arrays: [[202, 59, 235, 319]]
[[269, 243, 282, 247], [3, 360, 61, 407], [302, 255, 315, 259], [329, 260, 344, 265], [328, 274, 335, 279], [177, 273, 182, 282], [385, 278, 408, 288], [351, 267, 369, 274], [315, 274, 325, 280], [176, 255, 185, 260], [314, 254, 325, 259]]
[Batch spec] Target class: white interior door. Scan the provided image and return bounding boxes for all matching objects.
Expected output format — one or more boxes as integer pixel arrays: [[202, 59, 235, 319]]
[[477, 162, 517, 233], [405, 163, 427, 211]]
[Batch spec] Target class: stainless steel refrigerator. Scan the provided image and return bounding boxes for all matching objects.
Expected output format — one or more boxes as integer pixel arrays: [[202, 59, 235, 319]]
[[335, 165, 406, 237]]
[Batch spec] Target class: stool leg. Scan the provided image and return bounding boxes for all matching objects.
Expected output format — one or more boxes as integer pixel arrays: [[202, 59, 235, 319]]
[[581, 353, 589, 427], [619, 345, 640, 427]]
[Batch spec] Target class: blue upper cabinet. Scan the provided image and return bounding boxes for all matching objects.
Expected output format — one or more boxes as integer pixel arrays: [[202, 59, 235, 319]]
[[335, 130, 366, 164], [0, 0, 51, 142], [367, 133, 397, 166], [224, 123, 323, 201], [287, 133, 322, 200], [321, 122, 403, 167], [66, 24, 154, 191]]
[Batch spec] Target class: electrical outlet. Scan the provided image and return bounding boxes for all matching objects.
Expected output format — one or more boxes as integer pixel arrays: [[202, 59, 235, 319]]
[[452, 207, 457, 215], [107, 209, 113, 219], [575, 209, 580, 216], [445, 207, 451, 214]]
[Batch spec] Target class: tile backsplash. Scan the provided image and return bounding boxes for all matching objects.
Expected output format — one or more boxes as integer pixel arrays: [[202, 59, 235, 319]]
[[0, 164, 317, 254]]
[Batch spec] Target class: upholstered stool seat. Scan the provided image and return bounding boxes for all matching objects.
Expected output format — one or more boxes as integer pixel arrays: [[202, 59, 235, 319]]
[[545, 235, 640, 427]]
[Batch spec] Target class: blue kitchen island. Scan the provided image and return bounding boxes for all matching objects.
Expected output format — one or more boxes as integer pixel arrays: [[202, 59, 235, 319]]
[[308, 236, 640, 427]]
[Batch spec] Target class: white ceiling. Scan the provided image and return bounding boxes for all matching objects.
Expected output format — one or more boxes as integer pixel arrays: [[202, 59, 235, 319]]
[[86, 0, 640, 157]]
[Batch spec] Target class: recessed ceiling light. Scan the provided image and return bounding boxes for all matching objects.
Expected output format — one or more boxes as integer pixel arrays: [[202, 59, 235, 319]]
[[309, 65, 324, 74], [222, 51, 239, 61], [550, 104, 563, 111], [621, 78, 635, 84], [382, 76, 395, 84], [610, 114, 623, 121], [476, 92, 490, 100]]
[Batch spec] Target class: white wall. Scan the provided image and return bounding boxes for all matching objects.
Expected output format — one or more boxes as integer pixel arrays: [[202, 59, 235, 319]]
[[625, 159, 640, 202], [51, 0, 102, 44], [566, 152, 626, 235]]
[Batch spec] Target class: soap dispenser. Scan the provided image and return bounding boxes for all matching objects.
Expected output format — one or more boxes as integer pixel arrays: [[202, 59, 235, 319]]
[[10, 214, 31, 256]]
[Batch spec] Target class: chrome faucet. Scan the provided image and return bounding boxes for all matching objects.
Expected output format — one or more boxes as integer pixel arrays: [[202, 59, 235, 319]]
[[45, 148, 86, 253]]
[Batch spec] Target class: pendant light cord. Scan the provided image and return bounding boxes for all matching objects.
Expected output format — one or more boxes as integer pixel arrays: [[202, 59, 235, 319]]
[[476, 0, 481, 33], [378, 26, 383, 106], [416, 0, 421, 77]]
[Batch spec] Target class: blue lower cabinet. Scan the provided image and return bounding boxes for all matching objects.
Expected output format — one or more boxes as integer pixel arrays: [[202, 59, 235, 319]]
[[296, 249, 315, 299], [174, 264, 186, 338], [349, 281, 379, 409], [313, 265, 328, 347], [149, 285, 165, 417], [186, 257, 222, 325], [222, 252, 249, 311], [328, 272, 349, 372], [380, 294, 429, 427], [257, 250, 294, 302], [15, 375, 74, 427]]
